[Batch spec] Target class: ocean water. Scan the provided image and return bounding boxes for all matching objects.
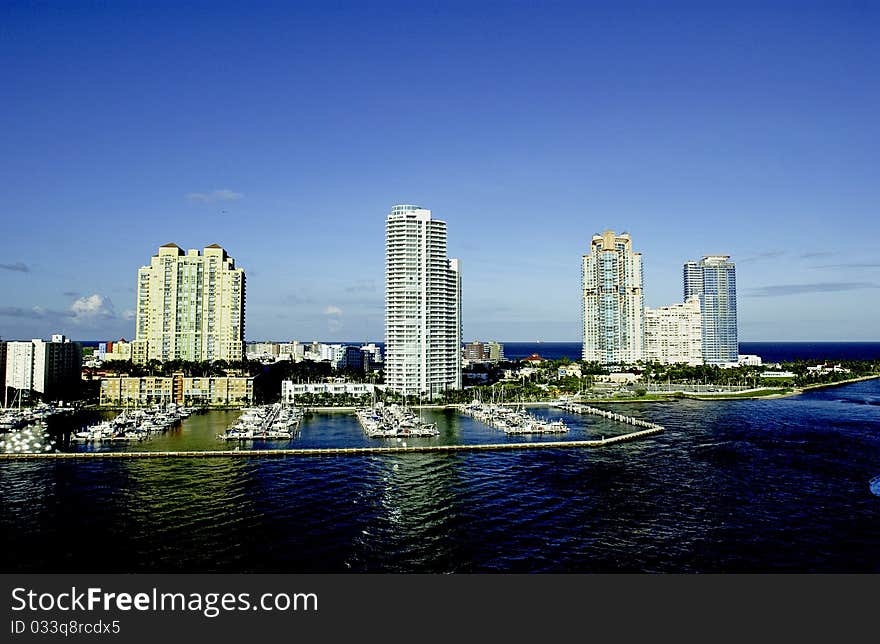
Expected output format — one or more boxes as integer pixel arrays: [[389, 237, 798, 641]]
[[502, 342, 880, 362], [1, 379, 880, 572]]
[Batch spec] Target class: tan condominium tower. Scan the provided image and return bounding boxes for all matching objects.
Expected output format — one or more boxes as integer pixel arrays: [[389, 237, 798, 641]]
[[582, 230, 644, 364], [132, 244, 245, 363], [385, 205, 462, 398]]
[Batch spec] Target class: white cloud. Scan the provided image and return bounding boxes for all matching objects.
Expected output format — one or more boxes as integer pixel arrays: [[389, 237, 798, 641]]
[[70, 294, 116, 322], [185, 189, 244, 203], [324, 305, 343, 316], [122, 309, 136, 321]]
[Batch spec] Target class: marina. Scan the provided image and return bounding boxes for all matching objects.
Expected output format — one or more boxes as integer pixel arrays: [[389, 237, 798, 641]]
[[219, 403, 303, 440], [355, 403, 439, 438], [0, 402, 74, 432], [461, 398, 569, 434], [70, 404, 193, 443]]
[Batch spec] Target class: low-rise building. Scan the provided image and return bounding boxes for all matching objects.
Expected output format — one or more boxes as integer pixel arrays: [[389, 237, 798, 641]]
[[281, 381, 384, 403], [558, 364, 583, 379], [360, 343, 383, 364], [247, 341, 281, 361], [596, 372, 640, 385], [336, 346, 365, 371], [806, 363, 850, 375], [737, 354, 763, 367], [100, 374, 254, 406], [279, 341, 305, 362], [503, 367, 539, 380], [102, 339, 132, 362]]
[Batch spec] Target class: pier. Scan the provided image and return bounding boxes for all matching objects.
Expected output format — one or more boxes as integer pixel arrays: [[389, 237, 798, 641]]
[[0, 426, 662, 460], [554, 401, 664, 431]]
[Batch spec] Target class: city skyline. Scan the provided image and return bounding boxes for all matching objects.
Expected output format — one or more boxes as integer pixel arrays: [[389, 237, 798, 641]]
[[1, 3, 879, 342]]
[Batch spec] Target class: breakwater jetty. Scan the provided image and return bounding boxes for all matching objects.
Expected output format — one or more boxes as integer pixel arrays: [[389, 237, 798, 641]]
[[0, 426, 662, 460], [554, 401, 664, 431]]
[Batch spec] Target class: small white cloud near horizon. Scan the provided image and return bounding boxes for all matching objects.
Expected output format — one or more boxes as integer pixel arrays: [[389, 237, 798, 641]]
[[324, 305, 343, 316], [327, 318, 343, 333], [185, 189, 243, 203]]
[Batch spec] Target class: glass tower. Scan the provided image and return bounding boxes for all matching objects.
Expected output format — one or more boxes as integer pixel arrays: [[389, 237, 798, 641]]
[[683, 256, 737, 364]]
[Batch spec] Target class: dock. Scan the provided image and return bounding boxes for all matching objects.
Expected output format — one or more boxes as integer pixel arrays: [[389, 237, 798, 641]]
[[553, 401, 663, 431], [0, 426, 663, 460]]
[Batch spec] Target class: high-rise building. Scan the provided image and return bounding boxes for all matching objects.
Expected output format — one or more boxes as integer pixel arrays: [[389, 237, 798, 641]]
[[463, 341, 485, 362], [486, 341, 504, 362], [683, 261, 703, 299], [5, 341, 35, 401], [131, 244, 245, 363], [4, 334, 81, 403], [385, 204, 462, 397], [683, 255, 737, 365], [582, 230, 644, 364], [0, 339, 6, 399], [462, 340, 505, 363], [644, 296, 703, 365]]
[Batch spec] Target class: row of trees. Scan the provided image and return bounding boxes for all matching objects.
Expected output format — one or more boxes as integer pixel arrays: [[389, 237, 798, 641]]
[[94, 359, 255, 377], [643, 359, 880, 388]]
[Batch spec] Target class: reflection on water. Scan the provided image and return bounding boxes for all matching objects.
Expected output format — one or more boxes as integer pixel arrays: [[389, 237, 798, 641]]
[[2, 380, 880, 572]]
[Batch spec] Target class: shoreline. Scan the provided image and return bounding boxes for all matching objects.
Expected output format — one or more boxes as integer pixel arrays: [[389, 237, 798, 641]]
[[795, 373, 880, 392], [44, 373, 880, 415]]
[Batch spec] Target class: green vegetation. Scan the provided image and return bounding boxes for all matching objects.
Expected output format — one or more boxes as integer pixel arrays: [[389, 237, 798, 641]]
[[682, 388, 791, 400], [643, 359, 880, 388], [95, 359, 252, 377]]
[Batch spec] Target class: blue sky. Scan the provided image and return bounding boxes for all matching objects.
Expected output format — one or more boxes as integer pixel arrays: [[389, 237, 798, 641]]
[[1, 1, 878, 342]]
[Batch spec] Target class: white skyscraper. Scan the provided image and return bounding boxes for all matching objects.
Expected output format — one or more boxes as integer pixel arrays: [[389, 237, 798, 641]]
[[131, 244, 246, 363], [4, 334, 81, 403], [582, 230, 644, 364], [385, 205, 462, 397], [644, 296, 703, 365]]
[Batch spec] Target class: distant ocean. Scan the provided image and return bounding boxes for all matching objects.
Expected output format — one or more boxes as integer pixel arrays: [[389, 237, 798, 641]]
[[500, 342, 880, 363]]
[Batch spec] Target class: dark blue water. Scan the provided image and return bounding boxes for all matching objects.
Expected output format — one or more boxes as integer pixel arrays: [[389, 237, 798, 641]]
[[738, 342, 880, 363], [501, 342, 880, 362], [2, 379, 880, 572]]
